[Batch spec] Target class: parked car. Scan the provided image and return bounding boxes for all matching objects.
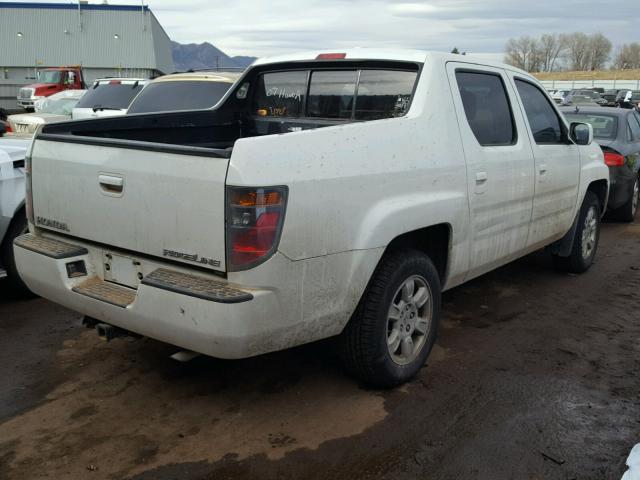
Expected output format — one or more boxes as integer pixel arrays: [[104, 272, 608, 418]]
[[17, 66, 85, 110], [72, 78, 149, 120], [567, 89, 607, 106], [614, 90, 640, 109], [0, 136, 31, 292], [602, 89, 624, 106], [564, 94, 598, 106], [562, 106, 640, 221], [8, 90, 86, 135], [126, 71, 240, 114], [552, 89, 571, 104], [14, 51, 608, 387]]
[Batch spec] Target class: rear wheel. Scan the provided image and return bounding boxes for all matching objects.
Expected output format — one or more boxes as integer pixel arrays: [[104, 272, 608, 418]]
[[614, 176, 639, 223], [553, 191, 600, 273], [339, 250, 441, 388]]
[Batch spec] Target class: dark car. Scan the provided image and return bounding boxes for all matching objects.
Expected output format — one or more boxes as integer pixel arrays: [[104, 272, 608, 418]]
[[561, 106, 640, 221], [602, 89, 624, 106]]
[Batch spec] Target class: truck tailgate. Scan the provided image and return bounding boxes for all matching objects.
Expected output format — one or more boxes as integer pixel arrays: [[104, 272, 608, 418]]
[[30, 137, 229, 272]]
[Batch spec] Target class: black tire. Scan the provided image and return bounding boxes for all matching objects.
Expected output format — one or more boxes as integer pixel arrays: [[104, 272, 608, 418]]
[[553, 191, 600, 274], [339, 249, 441, 388], [613, 175, 639, 223], [1, 209, 32, 296]]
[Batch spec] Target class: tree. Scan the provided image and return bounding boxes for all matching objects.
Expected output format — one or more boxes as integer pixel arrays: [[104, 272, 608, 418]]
[[539, 33, 567, 72], [451, 47, 460, 54], [504, 36, 542, 72], [612, 43, 640, 69], [565, 32, 591, 70], [588, 33, 612, 71]]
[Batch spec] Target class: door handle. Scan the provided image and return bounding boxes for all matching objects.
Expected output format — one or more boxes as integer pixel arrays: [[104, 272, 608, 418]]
[[539, 163, 548, 175], [475, 171, 488, 183], [98, 174, 124, 195]]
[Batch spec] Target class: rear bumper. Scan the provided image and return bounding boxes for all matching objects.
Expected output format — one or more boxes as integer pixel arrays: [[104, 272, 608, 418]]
[[13, 234, 286, 359]]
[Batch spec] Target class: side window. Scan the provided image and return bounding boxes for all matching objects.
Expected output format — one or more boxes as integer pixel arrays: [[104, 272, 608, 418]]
[[307, 70, 357, 119], [455, 71, 516, 146], [628, 113, 640, 142], [515, 79, 563, 144]]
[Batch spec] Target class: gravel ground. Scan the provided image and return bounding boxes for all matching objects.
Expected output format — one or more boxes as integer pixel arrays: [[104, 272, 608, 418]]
[[0, 220, 639, 480]]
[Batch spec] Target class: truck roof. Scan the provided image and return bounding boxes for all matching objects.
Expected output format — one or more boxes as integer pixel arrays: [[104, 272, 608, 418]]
[[251, 49, 531, 77]]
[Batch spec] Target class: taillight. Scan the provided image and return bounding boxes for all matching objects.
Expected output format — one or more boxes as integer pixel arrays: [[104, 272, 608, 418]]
[[226, 186, 288, 271], [604, 151, 624, 167], [109, 80, 122, 85], [5, 122, 11, 133]]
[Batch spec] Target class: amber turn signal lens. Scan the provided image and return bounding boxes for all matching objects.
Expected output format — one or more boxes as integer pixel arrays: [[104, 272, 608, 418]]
[[230, 190, 282, 207], [257, 109, 268, 117]]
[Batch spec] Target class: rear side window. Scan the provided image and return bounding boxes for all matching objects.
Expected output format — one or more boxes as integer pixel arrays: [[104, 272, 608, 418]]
[[628, 113, 640, 141], [355, 70, 416, 120], [75, 83, 144, 110], [456, 71, 516, 146], [254, 71, 307, 117], [307, 70, 357, 119], [127, 81, 232, 114], [515, 79, 564, 144]]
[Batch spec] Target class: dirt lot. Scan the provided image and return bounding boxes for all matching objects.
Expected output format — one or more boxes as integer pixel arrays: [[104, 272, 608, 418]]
[[1, 221, 639, 480]]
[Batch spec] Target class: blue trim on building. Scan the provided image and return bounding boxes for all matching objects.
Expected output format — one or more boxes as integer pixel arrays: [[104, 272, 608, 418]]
[[0, 2, 149, 11]]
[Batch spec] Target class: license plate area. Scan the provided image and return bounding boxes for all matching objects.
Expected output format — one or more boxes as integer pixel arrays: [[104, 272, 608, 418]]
[[103, 252, 142, 289]]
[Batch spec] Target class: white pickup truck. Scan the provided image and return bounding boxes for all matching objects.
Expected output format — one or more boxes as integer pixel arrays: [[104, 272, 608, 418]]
[[14, 51, 608, 387]]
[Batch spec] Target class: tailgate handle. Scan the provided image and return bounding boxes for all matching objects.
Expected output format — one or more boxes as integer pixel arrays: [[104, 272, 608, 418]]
[[98, 174, 124, 195]]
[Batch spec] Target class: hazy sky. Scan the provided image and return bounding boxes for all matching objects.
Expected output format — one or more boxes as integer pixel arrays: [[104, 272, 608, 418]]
[[8, 0, 639, 60]]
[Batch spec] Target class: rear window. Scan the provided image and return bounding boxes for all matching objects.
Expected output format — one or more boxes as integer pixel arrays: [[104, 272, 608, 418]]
[[75, 83, 144, 110], [307, 70, 357, 119], [253, 68, 418, 121], [127, 81, 232, 114], [563, 113, 618, 140]]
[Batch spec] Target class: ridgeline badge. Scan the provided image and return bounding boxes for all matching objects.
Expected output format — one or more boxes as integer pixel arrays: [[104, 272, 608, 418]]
[[36, 216, 70, 232], [163, 249, 221, 267]]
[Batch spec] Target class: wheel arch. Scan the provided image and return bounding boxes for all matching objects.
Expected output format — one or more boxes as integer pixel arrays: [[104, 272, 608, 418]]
[[383, 223, 451, 285], [587, 179, 608, 215]]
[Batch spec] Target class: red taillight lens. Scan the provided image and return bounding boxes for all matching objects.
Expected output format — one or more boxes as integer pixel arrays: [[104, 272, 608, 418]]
[[316, 53, 347, 60], [109, 80, 122, 85], [5, 122, 12, 133], [604, 151, 624, 167], [226, 186, 287, 271]]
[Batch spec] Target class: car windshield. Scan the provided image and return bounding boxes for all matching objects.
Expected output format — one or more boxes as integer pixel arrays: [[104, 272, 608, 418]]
[[39, 97, 80, 115], [38, 70, 62, 84], [127, 81, 232, 114], [564, 113, 618, 140], [75, 82, 145, 110]]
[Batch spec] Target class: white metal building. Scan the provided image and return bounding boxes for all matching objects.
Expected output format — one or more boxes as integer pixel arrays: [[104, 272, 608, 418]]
[[0, 1, 174, 109]]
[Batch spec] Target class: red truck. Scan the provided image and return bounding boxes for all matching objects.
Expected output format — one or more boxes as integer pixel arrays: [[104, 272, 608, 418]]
[[17, 66, 85, 110]]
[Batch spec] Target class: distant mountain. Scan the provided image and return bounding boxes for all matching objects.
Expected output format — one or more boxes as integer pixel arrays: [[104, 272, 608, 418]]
[[171, 41, 256, 72]]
